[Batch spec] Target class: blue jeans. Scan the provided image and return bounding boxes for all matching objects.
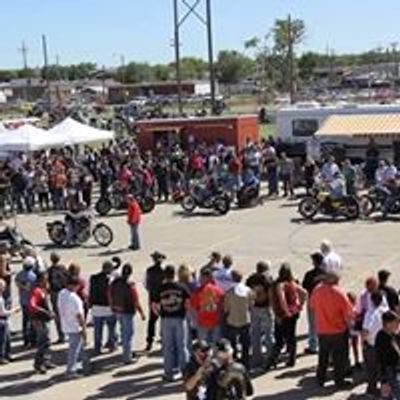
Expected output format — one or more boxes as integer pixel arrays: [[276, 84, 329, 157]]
[[66, 332, 83, 374], [161, 317, 189, 378], [117, 313, 134, 363], [0, 321, 10, 359], [34, 321, 50, 369], [129, 224, 140, 250], [197, 326, 221, 345], [93, 315, 117, 353], [250, 307, 275, 365], [307, 306, 318, 352]]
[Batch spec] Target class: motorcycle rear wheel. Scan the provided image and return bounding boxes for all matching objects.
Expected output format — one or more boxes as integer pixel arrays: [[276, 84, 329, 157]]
[[358, 195, 375, 217], [93, 223, 113, 247], [344, 198, 360, 220], [140, 196, 156, 214]]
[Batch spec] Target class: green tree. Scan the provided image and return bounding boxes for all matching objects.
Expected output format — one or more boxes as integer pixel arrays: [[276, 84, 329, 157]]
[[153, 64, 171, 81], [216, 50, 254, 84]]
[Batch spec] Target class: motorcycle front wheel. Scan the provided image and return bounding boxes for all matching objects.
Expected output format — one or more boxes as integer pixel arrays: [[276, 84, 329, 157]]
[[181, 196, 196, 213], [95, 198, 113, 216], [93, 223, 114, 247], [214, 197, 231, 215], [358, 195, 375, 217], [48, 222, 67, 246], [298, 197, 319, 220]]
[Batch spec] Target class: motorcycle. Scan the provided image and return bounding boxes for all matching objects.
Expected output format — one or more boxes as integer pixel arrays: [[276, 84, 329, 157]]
[[95, 184, 156, 216], [359, 186, 400, 217], [181, 184, 231, 215], [298, 188, 360, 221], [46, 214, 113, 247], [0, 225, 33, 256]]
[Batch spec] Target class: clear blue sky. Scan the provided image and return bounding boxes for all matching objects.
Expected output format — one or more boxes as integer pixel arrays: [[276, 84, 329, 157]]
[[1, 0, 400, 69]]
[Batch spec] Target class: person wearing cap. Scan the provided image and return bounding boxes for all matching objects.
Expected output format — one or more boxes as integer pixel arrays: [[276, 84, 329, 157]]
[[89, 261, 117, 355], [183, 340, 212, 400], [207, 338, 254, 400], [144, 251, 166, 352], [15, 256, 37, 348], [310, 272, 354, 389], [200, 252, 222, 274], [153, 265, 190, 381], [246, 261, 274, 367], [375, 310, 400, 399], [191, 268, 224, 345], [58, 276, 87, 378], [213, 255, 235, 293], [302, 252, 325, 354], [378, 269, 400, 313], [47, 252, 68, 344], [126, 195, 142, 251]]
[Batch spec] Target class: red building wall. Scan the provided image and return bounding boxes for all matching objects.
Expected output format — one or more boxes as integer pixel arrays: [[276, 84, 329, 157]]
[[135, 115, 259, 152]]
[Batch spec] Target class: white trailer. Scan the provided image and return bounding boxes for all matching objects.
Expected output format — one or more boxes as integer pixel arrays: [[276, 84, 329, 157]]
[[276, 102, 400, 161], [277, 102, 400, 143]]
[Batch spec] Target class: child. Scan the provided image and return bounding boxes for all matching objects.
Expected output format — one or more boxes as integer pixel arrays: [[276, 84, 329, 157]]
[[347, 291, 362, 369]]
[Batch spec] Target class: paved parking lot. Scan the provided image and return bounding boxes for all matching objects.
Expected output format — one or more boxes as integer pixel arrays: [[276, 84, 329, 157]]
[[1, 198, 399, 399]]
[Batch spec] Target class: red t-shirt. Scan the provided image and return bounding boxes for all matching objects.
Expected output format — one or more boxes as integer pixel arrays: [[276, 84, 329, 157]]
[[127, 200, 142, 225], [28, 287, 47, 315], [310, 283, 354, 335], [191, 282, 224, 328]]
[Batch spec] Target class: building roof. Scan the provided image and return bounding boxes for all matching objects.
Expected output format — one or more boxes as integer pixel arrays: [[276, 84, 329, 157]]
[[316, 113, 400, 137]]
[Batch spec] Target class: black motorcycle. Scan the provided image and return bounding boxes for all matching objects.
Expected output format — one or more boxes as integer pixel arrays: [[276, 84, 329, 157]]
[[46, 215, 113, 247], [0, 225, 33, 256], [181, 184, 231, 215], [95, 185, 155, 216]]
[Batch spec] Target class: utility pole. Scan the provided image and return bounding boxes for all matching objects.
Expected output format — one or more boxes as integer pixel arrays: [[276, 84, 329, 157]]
[[18, 41, 29, 70], [173, 0, 183, 115], [120, 54, 126, 84], [287, 14, 295, 104], [18, 41, 29, 102], [42, 34, 51, 107], [206, 0, 217, 114]]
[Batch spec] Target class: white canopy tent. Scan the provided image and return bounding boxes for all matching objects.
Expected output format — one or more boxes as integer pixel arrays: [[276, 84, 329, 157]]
[[49, 117, 114, 145], [0, 124, 66, 152]]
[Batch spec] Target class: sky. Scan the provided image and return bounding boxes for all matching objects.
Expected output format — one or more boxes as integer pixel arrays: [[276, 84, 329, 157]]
[[1, 0, 400, 69]]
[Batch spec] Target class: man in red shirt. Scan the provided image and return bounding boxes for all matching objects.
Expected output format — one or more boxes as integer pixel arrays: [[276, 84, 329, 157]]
[[191, 269, 224, 345], [126, 195, 142, 251], [29, 273, 54, 374], [310, 272, 354, 389]]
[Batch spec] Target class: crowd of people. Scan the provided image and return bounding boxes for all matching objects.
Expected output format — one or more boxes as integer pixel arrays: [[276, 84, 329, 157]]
[[1, 240, 400, 399]]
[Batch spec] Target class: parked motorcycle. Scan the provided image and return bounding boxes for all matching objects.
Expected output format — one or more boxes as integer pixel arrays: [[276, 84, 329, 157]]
[[46, 215, 113, 247], [181, 185, 231, 215], [359, 186, 400, 217], [298, 189, 360, 221], [0, 225, 33, 256], [95, 185, 156, 216]]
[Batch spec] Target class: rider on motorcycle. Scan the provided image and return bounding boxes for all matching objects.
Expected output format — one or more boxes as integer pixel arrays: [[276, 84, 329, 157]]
[[323, 171, 347, 212], [382, 176, 400, 218], [65, 202, 91, 245], [239, 168, 260, 200]]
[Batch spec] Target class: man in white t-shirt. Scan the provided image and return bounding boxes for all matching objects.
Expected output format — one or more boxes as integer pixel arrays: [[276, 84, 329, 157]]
[[362, 291, 389, 396], [58, 277, 87, 377], [320, 240, 343, 277]]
